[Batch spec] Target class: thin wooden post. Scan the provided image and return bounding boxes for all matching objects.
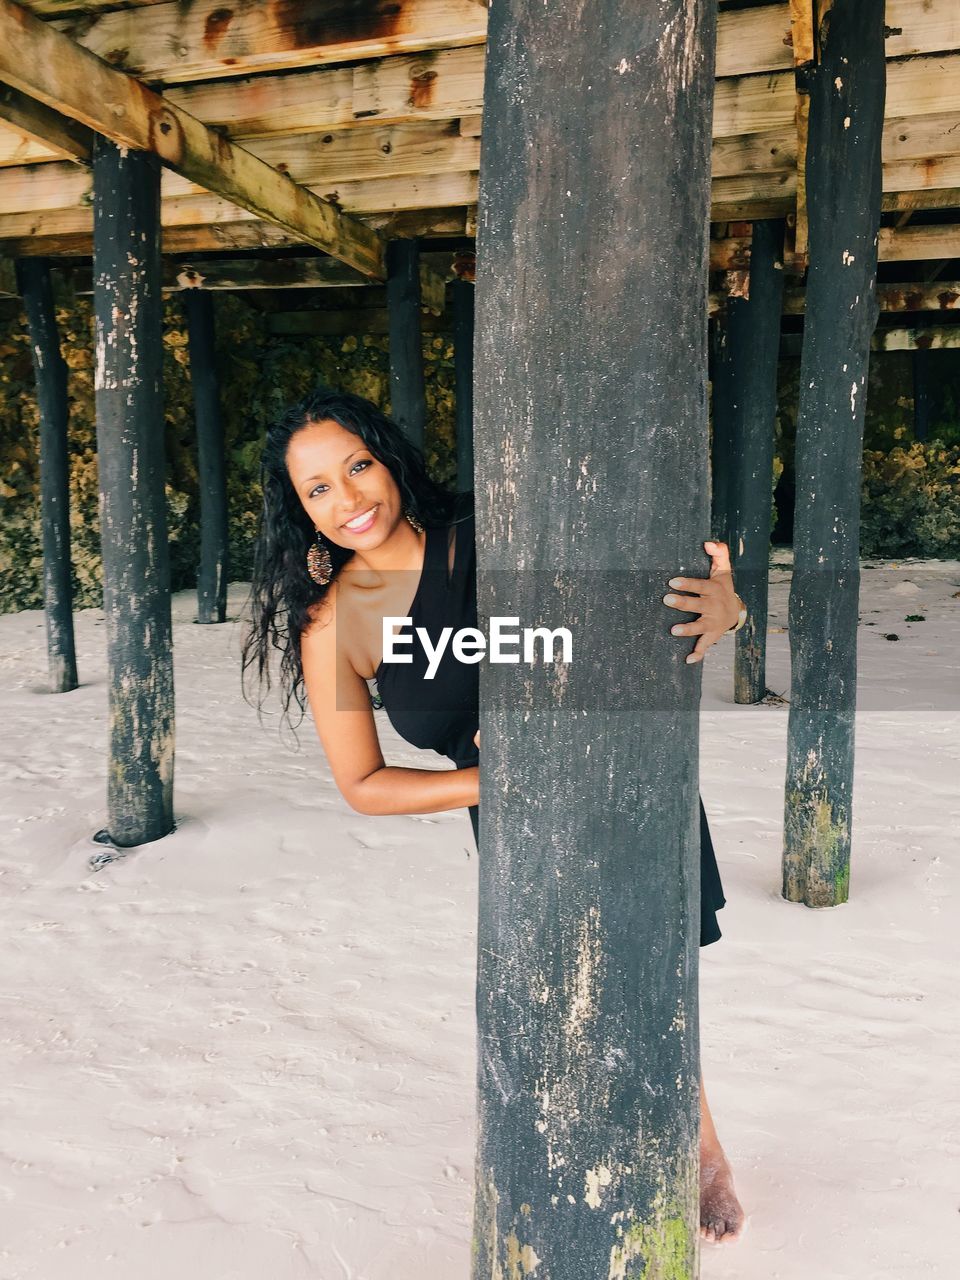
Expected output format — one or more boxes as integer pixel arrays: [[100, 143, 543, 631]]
[[386, 238, 426, 451], [183, 288, 228, 623], [472, 0, 716, 1273], [17, 256, 78, 693], [783, 0, 886, 906], [452, 275, 475, 492], [93, 137, 174, 846], [912, 347, 930, 442], [710, 313, 737, 545], [728, 219, 786, 704]]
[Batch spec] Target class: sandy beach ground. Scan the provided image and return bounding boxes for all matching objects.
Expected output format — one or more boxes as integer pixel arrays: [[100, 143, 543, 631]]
[[0, 558, 957, 1279]]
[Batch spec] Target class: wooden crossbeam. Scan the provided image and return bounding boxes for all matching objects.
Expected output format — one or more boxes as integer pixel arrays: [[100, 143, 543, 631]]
[[709, 279, 960, 316], [52, 0, 489, 85], [788, 0, 816, 268], [878, 222, 960, 261], [60, 46, 955, 152], [873, 325, 960, 351], [30, 0, 960, 88], [0, 0, 385, 279], [9, 111, 960, 224], [39, 253, 450, 312], [0, 87, 89, 163], [267, 309, 449, 337]]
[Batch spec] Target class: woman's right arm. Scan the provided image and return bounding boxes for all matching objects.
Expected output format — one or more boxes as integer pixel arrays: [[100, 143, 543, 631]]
[[301, 588, 479, 817]]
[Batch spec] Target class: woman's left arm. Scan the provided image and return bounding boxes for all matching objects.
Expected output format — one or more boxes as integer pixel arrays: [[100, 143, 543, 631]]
[[662, 539, 745, 665]]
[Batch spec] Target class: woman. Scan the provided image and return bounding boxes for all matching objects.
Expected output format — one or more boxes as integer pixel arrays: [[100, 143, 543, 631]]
[[242, 387, 746, 1245]]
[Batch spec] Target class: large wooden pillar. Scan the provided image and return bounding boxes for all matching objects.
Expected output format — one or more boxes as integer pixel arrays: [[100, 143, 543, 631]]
[[472, 1, 716, 1274], [728, 219, 786, 703], [386, 238, 426, 451], [452, 275, 475, 492], [93, 138, 174, 846], [183, 288, 228, 624], [17, 257, 78, 693], [783, 0, 885, 906]]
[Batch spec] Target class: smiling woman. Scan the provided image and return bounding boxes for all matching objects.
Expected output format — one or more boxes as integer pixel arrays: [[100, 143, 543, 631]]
[[240, 385, 746, 1244]]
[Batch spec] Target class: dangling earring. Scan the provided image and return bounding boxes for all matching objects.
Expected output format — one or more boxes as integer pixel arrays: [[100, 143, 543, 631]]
[[404, 507, 424, 534], [306, 530, 333, 586]]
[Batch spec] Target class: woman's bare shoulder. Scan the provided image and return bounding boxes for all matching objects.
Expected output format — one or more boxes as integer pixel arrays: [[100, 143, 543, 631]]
[[302, 581, 339, 643]]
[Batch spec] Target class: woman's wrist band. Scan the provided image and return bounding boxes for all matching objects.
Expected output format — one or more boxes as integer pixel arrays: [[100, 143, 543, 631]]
[[727, 595, 748, 634]]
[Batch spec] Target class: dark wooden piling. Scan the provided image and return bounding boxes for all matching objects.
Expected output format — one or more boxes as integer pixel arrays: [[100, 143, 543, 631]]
[[183, 289, 228, 624], [472, 1, 716, 1273], [912, 347, 931, 442], [784, 0, 886, 907], [386, 237, 427, 451], [709, 316, 737, 546], [452, 276, 475, 493], [17, 256, 78, 693], [727, 219, 786, 704], [92, 138, 174, 846]]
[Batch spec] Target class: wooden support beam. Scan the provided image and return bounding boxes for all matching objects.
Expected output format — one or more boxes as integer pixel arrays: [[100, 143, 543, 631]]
[[35, 0, 960, 88], [0, 207, 470, 259], [783, 280, 960, 313], [451, 275, 474, 493], [789, 1, 816, 268], [54, 0, 488, 85], [0, 0, 386, 280], [386, 238, 427, 449], [266, 308, 448, 336], [472, 0, 715, 1271], [0, 85, 90, 163], [874, 325, 960, 351], [726, 219, 785, 704], [92, 137, 174, 846], [784, 0, 886, 909], [17, 255, 78, 693], [878, 222, 960, 261], [912, 346, 932, 440], [183, 289, 228, 624]]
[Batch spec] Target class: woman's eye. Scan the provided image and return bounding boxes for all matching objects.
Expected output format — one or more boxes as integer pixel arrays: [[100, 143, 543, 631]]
[[351, 459, 372, 474]]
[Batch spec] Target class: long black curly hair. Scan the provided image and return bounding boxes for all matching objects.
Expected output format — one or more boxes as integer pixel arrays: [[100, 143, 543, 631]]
[[241, 386, 466, 732]]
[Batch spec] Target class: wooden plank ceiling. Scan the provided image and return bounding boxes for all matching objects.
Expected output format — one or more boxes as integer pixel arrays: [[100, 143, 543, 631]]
[[0, 0, 957, 305]]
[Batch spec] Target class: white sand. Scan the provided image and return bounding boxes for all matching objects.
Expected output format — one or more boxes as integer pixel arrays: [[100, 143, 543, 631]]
[[0, 560, 957, 1279]]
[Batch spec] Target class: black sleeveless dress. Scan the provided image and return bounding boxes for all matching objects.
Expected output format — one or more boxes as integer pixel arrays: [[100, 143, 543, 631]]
[[375, 496, 727, 946]]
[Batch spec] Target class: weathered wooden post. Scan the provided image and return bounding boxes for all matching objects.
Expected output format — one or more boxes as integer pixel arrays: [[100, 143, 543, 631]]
[[472, 1, 716, 1274], [727, 219, 786, 704], [912, 347, 930, 442], [783, 0, 886, 906], [386, 237, 426, 451], [452, 274, 475, 492], [183, 288, 228, 624], [709, 312, 737, 546], [93, 138, 174, 846], [17, 256, 78, 693]]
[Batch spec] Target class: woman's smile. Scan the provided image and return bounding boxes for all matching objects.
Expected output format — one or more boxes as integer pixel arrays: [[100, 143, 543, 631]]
[[340, 503, 380, 533]]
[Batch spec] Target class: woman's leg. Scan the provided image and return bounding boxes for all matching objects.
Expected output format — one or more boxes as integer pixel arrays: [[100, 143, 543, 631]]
[[700, 1074, 745, 1242]]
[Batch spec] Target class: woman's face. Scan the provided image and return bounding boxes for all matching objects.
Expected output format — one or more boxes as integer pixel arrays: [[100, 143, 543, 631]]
[[285, 417, 403, 550]]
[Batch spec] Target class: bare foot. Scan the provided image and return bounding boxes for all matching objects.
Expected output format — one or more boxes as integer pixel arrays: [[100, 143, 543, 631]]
[[700, 1147, 744, 1243]]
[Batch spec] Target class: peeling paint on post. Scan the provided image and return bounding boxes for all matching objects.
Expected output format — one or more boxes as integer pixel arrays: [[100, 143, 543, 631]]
[[726, 218, 786, 704], [452, 275, 475, 494], [183, 288, 228, 624], [386, 237, 427, 451], [17, 256, 78, 694], [92, 137, 174, 847], [783, 0, 886, 907], [472, 0, 716, 1274]]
